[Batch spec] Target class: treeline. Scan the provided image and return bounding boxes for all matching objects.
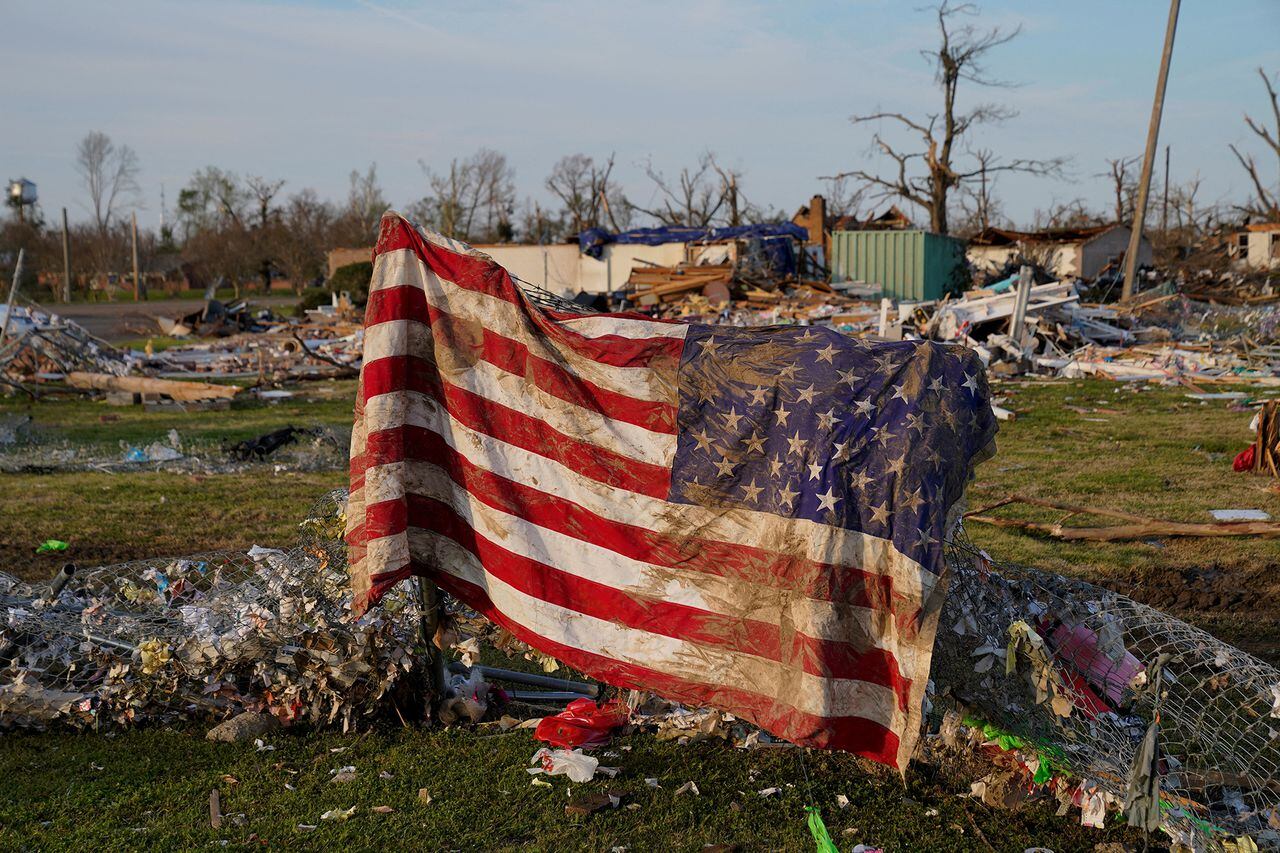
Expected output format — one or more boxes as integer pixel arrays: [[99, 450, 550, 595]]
[[2, 135, 780, 301]]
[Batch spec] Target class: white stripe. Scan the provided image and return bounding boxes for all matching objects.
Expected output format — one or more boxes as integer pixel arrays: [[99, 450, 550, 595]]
[[371, 248, 677, 404], [557, 315, 691, 341], [361, 458, 908, 656], [362, 323, 675, 467], [357, 387, 934, 603], [407, 527, 906, 727]]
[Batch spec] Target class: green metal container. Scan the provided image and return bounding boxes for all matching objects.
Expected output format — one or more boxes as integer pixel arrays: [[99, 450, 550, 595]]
[[829, 229, 967, 302]]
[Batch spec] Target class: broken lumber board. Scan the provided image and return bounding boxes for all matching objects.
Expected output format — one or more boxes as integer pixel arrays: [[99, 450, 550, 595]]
[[66, 371, 240, 401], [964, 495, 1280, 541]]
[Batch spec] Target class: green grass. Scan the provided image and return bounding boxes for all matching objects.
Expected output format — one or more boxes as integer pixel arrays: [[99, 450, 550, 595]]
[[0, 724, 1138, 851], [0, 376, 1273, 850]]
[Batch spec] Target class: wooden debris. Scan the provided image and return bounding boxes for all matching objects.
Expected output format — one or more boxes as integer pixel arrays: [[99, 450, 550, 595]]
[[965, 495, 1280, 541], [66, 372, 239, 401]]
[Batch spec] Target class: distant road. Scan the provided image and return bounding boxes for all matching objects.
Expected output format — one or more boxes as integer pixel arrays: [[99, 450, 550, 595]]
[[48, 297, 299, 343]]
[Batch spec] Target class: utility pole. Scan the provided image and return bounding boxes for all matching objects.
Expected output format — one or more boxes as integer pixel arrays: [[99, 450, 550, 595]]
[[1122, 0, 1180, 301], [131, 211, 142, 301], [0, 248, 24, 348], [61, 207, 72, 303]]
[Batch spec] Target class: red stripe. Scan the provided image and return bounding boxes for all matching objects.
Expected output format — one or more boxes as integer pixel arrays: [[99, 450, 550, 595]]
[[359, 496, 911, 706], [351, 427, 905, 614], [364, 285, 676, 434], [358, 365, 671, 499], [373, 216, 684, 367], [353, 557, 901, 767]]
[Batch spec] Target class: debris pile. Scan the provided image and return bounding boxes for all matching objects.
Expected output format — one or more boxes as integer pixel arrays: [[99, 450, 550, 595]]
[[934, 530, 1280, 850], [0, 492, 420, 730], [0, 304, 134, 394]]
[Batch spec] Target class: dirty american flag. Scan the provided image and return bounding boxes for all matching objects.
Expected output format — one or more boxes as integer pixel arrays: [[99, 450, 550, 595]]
[[347, 212, 998, 770]]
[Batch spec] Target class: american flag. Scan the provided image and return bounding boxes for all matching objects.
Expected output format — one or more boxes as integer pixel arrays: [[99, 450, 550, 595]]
[[347, 213, 998, 770]]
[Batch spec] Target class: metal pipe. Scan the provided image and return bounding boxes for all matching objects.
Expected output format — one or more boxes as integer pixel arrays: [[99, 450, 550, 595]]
[[449, 661, 599, 697], [507, 690, 592, 703]]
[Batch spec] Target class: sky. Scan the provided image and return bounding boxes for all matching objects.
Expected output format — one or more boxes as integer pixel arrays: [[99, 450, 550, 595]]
[[4, 0, 1279, 233]]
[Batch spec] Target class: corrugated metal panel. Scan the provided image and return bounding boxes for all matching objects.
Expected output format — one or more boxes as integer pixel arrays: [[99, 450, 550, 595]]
[[831, 230, 964, 301]]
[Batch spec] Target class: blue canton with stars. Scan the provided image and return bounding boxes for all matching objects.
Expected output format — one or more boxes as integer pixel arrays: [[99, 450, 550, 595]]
[[669, 325, 998, 575]]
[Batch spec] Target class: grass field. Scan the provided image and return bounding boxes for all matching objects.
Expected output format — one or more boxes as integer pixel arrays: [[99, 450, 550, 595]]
[[0, 377, 1273, 851]]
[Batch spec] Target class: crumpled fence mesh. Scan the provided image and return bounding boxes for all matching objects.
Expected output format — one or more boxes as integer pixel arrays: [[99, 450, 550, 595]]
[[3, 489, 1278, 849], [937, 528, 1280, 850], [0, 422, 349, 474], [0, 490, 423, 731]]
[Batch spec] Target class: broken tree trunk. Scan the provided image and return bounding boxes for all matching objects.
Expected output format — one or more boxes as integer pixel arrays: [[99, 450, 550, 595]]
[[965, 495, 1280, 541], [66, 372, 240, 401]]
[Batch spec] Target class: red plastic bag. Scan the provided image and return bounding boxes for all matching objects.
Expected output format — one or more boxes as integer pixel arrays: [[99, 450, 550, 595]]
[[1234, 445, 1255, 472], [534, 698, 630, 748]]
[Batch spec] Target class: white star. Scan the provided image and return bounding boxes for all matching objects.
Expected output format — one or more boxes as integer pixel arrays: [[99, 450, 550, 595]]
[[891, 383, 910, 403], [850, 469, 871, 491], [786, 431, 806, 457], [928, 375, 946, 393], [691, 428, 714, 452], [797, 384, 818, 404], [778, 362, 800, 380], [701, 336, 720, 357], [833, 438, 854, 461], [741, 479, 763, 502], [853, 399, 874, 418], [962, 372, 980, 394], [722, 409, 743, 431], [816, 409, 836, 430], [869, 502, 890, 525], [915, 527, 935, 549], [808, 461, 823, 481], [886, 454, 908, 477], [816, 343, 838, 364], [839, 367, 860, 386], [749, 386, 769, 406], [768, 456, 784, 478], [743, 431, 766, 454], [778, 483, 799, 509], [905, 412, 926, 434], [817, 487, 839, 513], [796, 328, 819, 343], [713, 456, 737, 478], [902, 488, 925, 513], [774, 405, 791, 427]]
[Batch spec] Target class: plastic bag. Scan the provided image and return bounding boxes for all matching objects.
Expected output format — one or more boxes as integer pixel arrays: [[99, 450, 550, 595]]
[[527, 747, 599, 783], [533, 698, 629, 748]]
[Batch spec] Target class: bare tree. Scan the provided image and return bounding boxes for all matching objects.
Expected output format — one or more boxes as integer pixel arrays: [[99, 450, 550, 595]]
[[1098, 156, 1141, 224], [344, 163, 388, 241], [76, 131, 140, 235], [276, 189, 335, 292], [1229, 67, 1280, 221], [630, 152, 763, 228], [546, 153, 629, 236], [413, 149, 516, 243], [821, 174, 873, 222], [832, 2, 1064, 234], [1031, 198, 1103, 231]]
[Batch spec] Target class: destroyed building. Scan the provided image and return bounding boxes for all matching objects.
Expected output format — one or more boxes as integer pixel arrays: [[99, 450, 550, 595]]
[[967, 224, 1154, 280]]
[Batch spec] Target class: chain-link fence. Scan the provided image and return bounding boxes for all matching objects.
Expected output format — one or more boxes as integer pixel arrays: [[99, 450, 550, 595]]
[[936, 528, 1280, 849]]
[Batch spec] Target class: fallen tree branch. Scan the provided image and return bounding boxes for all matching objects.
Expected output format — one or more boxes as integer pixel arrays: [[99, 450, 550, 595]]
[[964, 495, 1280, 541], [290, 332, 359, 377]]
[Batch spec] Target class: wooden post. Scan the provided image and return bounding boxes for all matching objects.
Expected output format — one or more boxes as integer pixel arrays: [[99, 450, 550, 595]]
[[415, 577, 447, 719], [1010, 265, 1032, 353], [1122, 0, 1180, 301], [61, 207, 72, 303], [131, 211, 142, 301], [0, 248, 25, 348]]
